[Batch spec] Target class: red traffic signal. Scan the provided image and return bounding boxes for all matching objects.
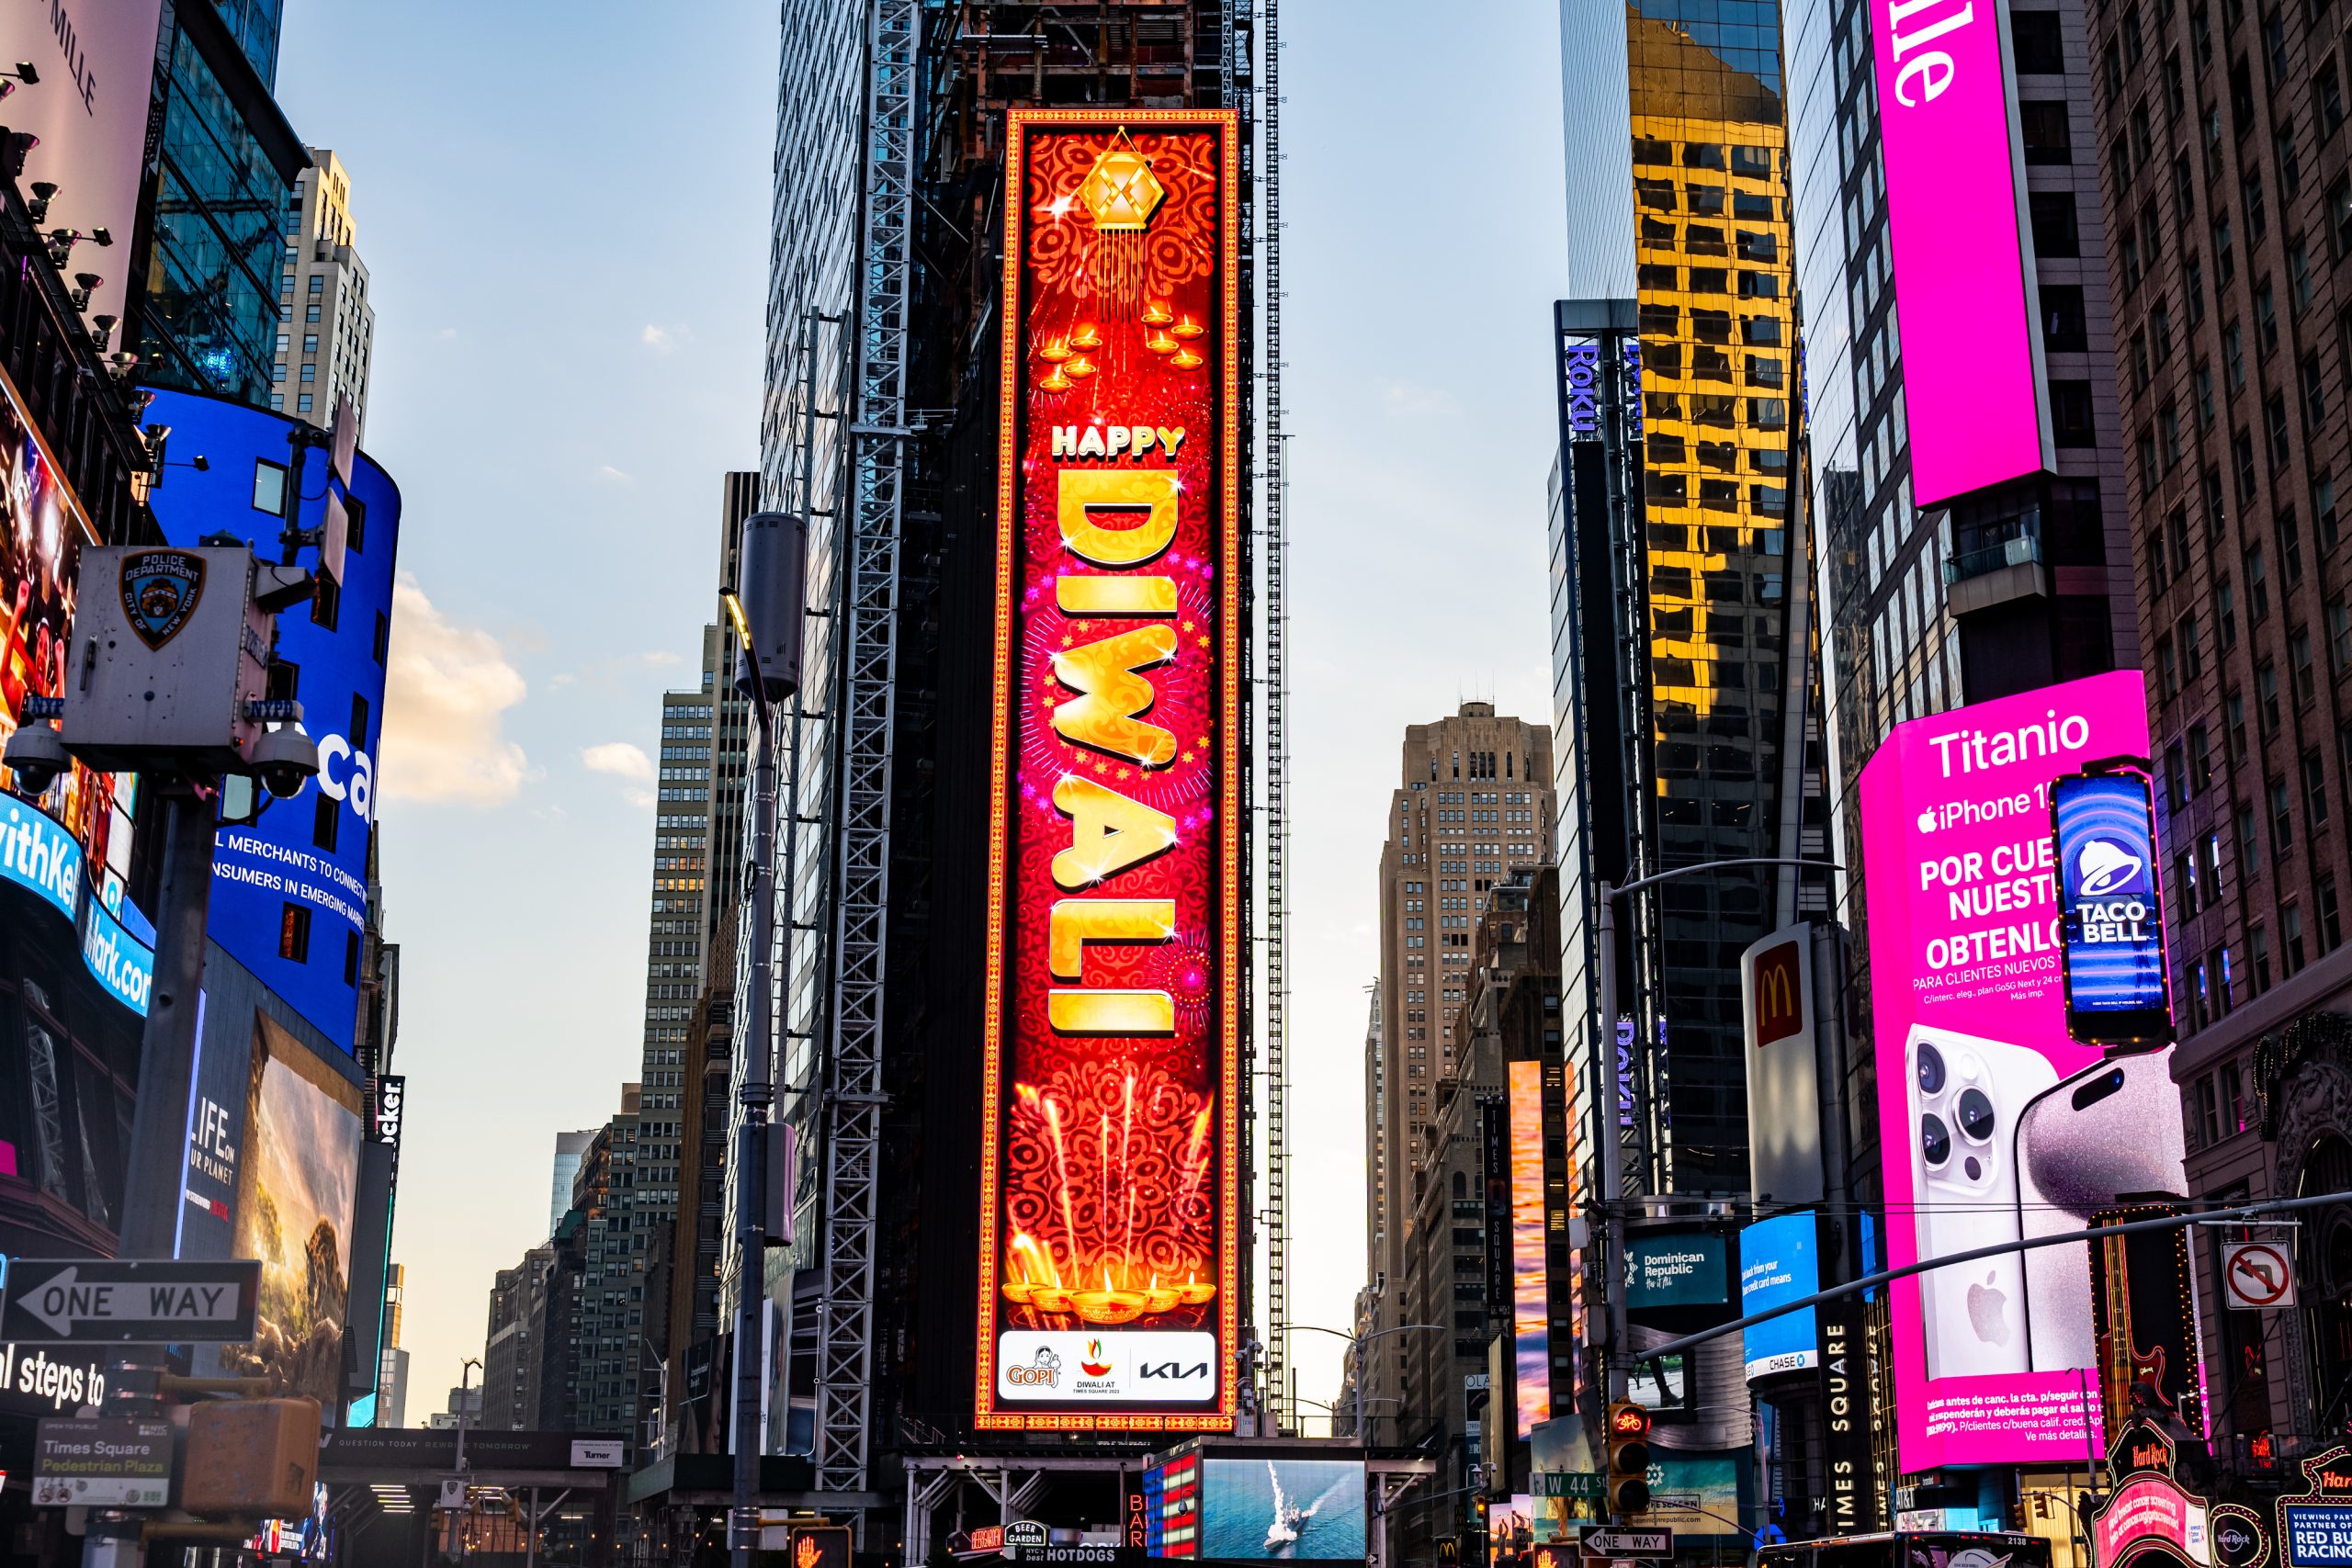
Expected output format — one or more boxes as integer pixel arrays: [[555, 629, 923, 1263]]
[[1607, 1400, 1652, 1517]]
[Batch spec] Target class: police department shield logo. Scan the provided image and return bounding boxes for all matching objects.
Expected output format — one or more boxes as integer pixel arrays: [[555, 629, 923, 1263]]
[[119, 549, 206, 650]]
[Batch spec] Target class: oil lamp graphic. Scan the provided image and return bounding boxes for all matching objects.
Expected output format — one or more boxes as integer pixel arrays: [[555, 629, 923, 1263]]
[[1003, 1071, 1216, 1325]]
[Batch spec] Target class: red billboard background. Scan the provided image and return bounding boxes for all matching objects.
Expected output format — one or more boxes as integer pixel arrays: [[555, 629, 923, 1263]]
[[976, 108, 1241, 1431]]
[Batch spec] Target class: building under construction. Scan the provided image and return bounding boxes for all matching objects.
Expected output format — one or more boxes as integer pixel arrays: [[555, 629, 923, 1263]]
[[691, 0, 1294, 1551]]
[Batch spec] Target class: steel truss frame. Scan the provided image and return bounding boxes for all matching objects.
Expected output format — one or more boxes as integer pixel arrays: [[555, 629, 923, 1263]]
[[816, 0, 920, 1509]]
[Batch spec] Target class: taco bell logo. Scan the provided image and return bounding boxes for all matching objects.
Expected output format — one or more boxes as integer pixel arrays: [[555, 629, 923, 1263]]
[[2076, 838, 2145, 897]]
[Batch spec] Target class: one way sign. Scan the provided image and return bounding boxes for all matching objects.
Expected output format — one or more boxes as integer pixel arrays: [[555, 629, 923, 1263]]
[[0, 1259, 260, 1345]]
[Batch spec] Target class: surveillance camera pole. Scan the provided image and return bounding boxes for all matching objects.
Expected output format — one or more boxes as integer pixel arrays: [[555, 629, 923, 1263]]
[[83, 775, 219, 1568]]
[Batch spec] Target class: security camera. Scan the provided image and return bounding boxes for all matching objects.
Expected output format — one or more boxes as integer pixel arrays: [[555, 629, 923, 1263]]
[[4, 722, 67, 796], [246, 726, 320, 800]]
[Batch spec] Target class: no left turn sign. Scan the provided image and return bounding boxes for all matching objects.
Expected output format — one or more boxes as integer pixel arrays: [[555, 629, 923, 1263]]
[[2223, 1240, 2296, 1309]]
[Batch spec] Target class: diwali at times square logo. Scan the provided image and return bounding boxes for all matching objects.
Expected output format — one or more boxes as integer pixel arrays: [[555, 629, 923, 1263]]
[[982, 110, 1238, 1416]]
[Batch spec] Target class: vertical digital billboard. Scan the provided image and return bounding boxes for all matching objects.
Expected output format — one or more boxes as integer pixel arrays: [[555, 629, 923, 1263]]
[[143, 389, 401, 1054], [1510, 1059, 1552, 1437], [976, 109, 1241, 1432], [1858, 671, 2190, 1469], [1871, 0, 2052, 504]]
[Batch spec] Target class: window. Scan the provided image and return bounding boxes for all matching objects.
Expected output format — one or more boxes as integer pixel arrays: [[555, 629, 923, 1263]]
[[311, 790, 340, 853], [2191, 723, 2214, 789], [2257, 279, 2278, 351], [2196, 360, 2216, 425], [302, 333, 318, 355], [2043, 284, 2089, 350], [2180, 612, 2205, 680], [2305, 351, 2329, 426], [305, 302, 321, 323], [2235, 428, 2259, 502], [2322, 874, 2345, 951], [2259, 661, 2281, 732], [2294, 237, 2317, 310], [2321, 471, 2341, 547], [2226, 321, 2245, 389], [2024, 99, 2074, 161], [2031, 191, 2082, 255], [307, 275, 324, 296], [297, 393, 313, 413], [2284, 901, 2308, 974], [2250, 923, 2272, 990], [2279, 119, 2303, 197], [252, 459, 287, 516], [2321, 59, 2346, 132], [2306, 750, 2330, 828], [2293, 627, 2316, 704], [2281, 510, 2305, 580], [2247, 162, 2269, 238], [2014, 9, 2065, 70], [2052, 379, 2098, 445], [2216, 210, 2236, 277], [2268, 392, 2292, 468], [2217, 577, 2238, 648], [2249, 542, 2270, 616], [279, 904, 312, 963], [2332, 596, 2351, 671], [2229, 690, 2248, 760], [2271, 774, 2295, 856]]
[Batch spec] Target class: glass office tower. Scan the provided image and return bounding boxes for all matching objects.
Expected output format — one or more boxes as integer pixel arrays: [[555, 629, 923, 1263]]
[[1555, 0, 1819, 1200]]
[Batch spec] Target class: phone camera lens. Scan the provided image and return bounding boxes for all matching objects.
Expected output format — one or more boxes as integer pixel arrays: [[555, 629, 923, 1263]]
[[1921, 1113, 1951, 1167], [1917, 1043, 1946, 1096], [1965, 1156, 1984, 1181], [1957, 1088, 1997, 1142]]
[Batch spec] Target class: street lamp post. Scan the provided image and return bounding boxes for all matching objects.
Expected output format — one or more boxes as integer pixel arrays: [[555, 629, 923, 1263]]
[[1594, 858, 1834, 1402], [721, 513, 807, 1568], [1283, 1322, 1448, 1442]]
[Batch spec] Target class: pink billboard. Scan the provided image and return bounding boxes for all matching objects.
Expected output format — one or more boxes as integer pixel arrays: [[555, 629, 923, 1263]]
[[1859, 671, 2190, 1470], [1872, 0, 2052, 505]]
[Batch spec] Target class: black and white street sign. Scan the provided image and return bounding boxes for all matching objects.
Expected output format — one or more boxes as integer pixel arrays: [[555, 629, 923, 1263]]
[[0, 1259, 259, 1344], [1582, 1530, 1675, 1559], [2223, 1241, 2297, 1309]]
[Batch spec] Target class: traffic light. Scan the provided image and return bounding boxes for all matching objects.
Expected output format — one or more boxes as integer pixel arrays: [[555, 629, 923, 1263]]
[[1607, 1400, 1652, 1517]]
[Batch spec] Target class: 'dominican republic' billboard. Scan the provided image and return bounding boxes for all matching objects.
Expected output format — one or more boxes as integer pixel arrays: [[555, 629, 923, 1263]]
[[975, 108, 1241, 1432]]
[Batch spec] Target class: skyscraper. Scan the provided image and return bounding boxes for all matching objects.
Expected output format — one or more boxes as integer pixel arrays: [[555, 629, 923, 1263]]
[[550, 1129, 596, 1237], [2083, 0, 2352, 1466], [271, 148, 375, 434], [1555, 0, 1825, 1213], [1367, 704, 1553, 1442], [137, 0, 307, 407]]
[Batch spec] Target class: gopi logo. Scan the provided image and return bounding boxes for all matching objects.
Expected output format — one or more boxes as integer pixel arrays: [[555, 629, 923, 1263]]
[[1006, 1348, 1061, 1388]]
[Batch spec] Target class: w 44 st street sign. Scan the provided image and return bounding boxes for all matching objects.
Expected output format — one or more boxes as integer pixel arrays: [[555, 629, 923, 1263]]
[[0, 1259, 260, 1345]]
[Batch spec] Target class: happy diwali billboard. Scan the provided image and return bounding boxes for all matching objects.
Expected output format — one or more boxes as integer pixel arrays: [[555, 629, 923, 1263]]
[[975, 108, 1242, 1432]]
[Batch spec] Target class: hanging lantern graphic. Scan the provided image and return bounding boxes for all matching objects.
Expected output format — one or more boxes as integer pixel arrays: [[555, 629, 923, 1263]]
[[1077, 130, 1166, 310]]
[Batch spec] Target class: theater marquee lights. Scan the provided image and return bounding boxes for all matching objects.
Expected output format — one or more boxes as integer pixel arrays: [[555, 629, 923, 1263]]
[[976, 108, 1241, 1432]]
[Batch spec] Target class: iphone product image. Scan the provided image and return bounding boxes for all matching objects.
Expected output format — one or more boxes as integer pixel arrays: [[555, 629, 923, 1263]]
[[1908, 1024, 2060, 1380], [2012, 1046, 2189, 1373], [2052, 766, 2174, 1045]]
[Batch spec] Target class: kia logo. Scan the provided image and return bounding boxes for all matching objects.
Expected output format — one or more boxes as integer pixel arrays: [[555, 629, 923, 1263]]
[[1138, 1360, 1208, 1380]]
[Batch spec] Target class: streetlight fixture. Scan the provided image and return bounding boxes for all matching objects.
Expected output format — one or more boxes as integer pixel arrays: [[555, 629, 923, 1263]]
[[1592, 857, 1836, 1401], [1283, 1322, 1449, 1440]]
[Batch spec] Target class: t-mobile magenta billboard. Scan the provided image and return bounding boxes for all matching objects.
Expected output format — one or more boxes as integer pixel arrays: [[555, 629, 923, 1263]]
[[1859, 671, 2192, 1470], [1873, 0, 2052, 505]]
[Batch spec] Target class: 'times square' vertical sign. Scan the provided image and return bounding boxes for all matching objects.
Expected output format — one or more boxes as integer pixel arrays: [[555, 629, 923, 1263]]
[[1871, 0, 2052, 504], [976, 108, 1241, 1432]]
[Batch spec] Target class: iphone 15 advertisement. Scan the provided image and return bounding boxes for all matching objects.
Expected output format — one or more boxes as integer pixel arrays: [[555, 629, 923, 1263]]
[[1857, 671, 2192, 1469]]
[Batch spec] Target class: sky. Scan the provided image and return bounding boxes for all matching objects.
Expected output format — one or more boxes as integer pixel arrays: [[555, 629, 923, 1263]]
[[273, 0, 1569, 1432]]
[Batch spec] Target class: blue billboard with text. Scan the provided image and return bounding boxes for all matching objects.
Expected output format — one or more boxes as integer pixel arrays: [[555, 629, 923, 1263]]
[[142, 389, 400, 1053]]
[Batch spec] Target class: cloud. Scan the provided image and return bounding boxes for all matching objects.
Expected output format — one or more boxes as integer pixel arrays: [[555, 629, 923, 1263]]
[[621, 787, 656, 810], [379, 577, 531, 807], [641, 323, 686, 355], [642, 650, 683, 668], [582, 742, 654, 781], [594, 465, 632, 484]]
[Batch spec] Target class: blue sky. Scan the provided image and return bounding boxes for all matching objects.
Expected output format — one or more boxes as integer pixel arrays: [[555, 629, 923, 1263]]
[[275, 0, 1568, 1432]]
